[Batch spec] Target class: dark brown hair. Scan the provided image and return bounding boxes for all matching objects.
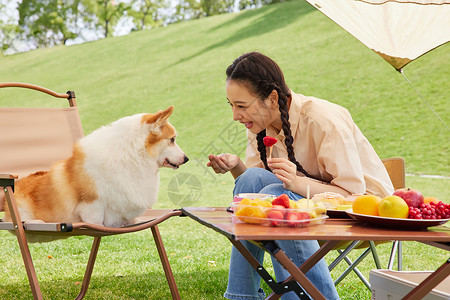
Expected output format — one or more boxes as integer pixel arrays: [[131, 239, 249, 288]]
[[226, 52, 321, 181]]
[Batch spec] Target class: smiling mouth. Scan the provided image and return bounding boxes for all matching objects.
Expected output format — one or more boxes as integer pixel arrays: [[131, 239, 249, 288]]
[[240, 121, 253, 129]]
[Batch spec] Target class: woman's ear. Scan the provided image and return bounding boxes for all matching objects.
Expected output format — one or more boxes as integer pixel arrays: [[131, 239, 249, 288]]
[[268, 89, 279, 108]]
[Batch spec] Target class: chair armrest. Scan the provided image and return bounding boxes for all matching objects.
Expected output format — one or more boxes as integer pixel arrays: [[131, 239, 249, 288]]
[[0, 174, 18, 180], [0, 174, 17, 200], [0, 175, 15, 212]]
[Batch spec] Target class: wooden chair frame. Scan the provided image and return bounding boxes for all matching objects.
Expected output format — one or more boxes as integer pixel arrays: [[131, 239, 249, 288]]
[[0, 82, 181, 299]]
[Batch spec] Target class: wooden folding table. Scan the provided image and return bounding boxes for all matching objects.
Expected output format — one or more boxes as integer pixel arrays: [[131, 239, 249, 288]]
[[181, 207, 450, 300]]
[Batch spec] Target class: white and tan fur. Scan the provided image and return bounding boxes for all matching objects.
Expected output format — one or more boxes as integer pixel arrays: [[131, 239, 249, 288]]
[[4, 106, 188, 228]]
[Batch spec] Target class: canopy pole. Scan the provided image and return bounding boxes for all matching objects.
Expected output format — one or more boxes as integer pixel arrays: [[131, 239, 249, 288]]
[[400, 69, 449, 131]]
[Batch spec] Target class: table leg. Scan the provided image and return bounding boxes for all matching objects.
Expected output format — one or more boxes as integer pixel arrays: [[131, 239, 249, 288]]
[[229, 239, 309, 299], [229, 239, 339, 300], [266, 240, 340, 299]]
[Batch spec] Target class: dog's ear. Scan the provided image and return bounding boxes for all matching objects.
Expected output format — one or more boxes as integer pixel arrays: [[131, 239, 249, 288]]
[[142, 106, 174, 127]]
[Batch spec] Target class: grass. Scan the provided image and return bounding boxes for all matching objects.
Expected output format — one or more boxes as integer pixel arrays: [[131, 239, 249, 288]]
[[0, 0, 449, 298]]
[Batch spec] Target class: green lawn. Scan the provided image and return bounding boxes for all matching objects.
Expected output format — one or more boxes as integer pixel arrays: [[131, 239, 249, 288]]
[[0, 0, 448, 298]]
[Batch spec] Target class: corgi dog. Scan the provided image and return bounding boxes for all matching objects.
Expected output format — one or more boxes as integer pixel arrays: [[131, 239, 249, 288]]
[[4, 106, 188, 228]]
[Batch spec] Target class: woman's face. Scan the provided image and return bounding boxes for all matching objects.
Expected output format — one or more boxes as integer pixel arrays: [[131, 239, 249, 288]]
[[226, 79, 281, 134]]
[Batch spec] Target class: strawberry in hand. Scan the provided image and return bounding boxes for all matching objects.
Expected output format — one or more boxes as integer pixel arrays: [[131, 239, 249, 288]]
[[263, 136, 277, 158]]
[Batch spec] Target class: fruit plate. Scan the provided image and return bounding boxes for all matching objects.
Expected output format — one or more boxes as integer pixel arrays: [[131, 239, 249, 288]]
[[231, 203, 328, 228], [346, 209, 450, 230], [232, 214, 328, 228]]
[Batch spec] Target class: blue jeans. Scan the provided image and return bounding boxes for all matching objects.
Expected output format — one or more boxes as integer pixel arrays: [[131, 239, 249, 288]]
[[224, 168, 340, 300]]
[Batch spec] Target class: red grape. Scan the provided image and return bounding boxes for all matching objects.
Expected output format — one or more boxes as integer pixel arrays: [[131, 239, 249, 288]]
[[408, 201, 450, 220]]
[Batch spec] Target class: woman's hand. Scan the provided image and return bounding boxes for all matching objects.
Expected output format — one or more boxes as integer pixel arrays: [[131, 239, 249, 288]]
[[268, 157, 351, 197], [207, 153, 241, 174], [267, 157, 299, 190]]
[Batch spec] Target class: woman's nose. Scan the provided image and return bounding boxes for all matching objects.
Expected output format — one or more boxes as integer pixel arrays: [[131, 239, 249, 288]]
[[232, 107, 240, 121]]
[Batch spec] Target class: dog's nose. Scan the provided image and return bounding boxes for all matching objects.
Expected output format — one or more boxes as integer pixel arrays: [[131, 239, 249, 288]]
[[182, 156, 189, 164]]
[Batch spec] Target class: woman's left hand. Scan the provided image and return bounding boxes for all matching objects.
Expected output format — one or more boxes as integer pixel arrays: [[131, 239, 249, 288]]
[[267, 157, 299, 190]]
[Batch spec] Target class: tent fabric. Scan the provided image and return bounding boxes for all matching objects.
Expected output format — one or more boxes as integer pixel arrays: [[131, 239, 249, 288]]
[[305, 0, 450, 70], [360, 1, 450, 4]]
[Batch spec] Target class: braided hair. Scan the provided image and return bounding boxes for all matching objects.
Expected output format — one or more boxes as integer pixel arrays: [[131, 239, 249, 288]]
[[226, 52, 322, 181]]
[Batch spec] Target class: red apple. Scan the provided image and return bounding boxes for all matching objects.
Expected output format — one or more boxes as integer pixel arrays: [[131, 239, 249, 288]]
[[393, 188, 424, 208]]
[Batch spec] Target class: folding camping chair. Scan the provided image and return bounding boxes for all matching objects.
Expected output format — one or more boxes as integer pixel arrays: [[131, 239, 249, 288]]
[[325, 157, 405, 289], [0, 82, 181, 300]]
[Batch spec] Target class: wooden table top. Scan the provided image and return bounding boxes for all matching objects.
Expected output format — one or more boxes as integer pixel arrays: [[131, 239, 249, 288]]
[[181, 207, 450, 243]]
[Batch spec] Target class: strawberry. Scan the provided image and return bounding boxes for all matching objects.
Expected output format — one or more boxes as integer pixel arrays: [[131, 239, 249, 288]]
[[285, 212, 299, 227], [272, 194, 290, 208], [263, 136, 277, 147], [271, 205, 287, 217], [267, 210, 284, 226], [285, 212, 310, 227]]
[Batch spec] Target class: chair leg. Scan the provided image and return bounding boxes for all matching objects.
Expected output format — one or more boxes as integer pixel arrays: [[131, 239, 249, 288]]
[[368, 241, 381, 269], [334, 247, 372, 290], [4, 186, 43, 299], [328, 241, 361, 271], [151, 226, 180, 300], [338, 251, 371, 290], [14, 227, 44, 299], [75, 236, 102, 300], [388, 241, 399, 270], [398, 241, 403, 270]]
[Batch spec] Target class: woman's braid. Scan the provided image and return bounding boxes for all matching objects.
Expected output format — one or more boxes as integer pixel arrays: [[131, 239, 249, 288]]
[[257, 130, 271, 171], [277, 88, 323, 181]]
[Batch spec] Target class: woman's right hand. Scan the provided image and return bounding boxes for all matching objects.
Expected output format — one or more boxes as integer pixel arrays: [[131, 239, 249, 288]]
[[207, 153, 241, 174]]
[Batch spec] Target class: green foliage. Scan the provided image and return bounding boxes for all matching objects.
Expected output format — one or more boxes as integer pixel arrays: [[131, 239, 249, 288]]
[[17, 0, 93, 47], [128, 0, 166, 30], [0, 23, 18, 54], [4, 0, 290, 52], [94, 0, 131, 37], [0, 2, 19, 54]]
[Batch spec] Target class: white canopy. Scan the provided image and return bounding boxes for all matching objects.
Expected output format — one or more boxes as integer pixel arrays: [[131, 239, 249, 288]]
[[305, 0, 450, 70]]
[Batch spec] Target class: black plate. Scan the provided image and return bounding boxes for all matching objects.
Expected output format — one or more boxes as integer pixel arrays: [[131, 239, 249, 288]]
[[327, 209, 351, 218]]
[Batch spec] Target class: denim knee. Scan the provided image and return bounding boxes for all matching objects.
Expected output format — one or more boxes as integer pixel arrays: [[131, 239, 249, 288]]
[[259, 184, 303, 200], [233, 167, 280, 196], [233, 168, 303, 200]]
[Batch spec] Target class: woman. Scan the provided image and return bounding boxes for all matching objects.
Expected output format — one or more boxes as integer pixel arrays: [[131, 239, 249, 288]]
[[207, 52, 393, 300]]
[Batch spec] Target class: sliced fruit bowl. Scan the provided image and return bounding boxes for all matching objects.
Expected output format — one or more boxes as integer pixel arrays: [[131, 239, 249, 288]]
[[231, 194, 328, 227]]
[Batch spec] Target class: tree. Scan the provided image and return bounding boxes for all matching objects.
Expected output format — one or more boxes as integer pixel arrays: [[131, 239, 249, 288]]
[[128, 0, 167, 31], [238, 0, 287, 10], [92, 0, 131, 37], [0, 3, 19, 54], [4, 0, 288, 54], [172, 0, 235, 22], [17, 0, 96, 48], [201, 0, 235, 16]]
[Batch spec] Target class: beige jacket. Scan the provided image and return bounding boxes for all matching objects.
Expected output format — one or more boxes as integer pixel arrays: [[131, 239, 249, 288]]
[[245, 92, 394, 198]]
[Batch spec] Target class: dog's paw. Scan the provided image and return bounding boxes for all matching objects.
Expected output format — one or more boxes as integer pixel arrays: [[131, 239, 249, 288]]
[[123, 218, 138, 226]]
